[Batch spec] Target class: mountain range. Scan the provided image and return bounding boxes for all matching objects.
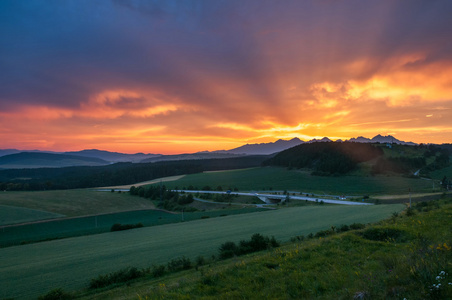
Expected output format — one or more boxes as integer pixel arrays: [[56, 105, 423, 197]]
[[0, 135, 432, 169]]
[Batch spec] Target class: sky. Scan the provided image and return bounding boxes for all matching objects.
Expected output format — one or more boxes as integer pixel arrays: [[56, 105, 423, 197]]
[[1, 0, 452, 154]]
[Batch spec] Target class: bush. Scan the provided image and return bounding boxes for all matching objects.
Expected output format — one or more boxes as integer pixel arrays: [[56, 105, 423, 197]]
[[350, 223, 365, 230], [89, 267, 143, 289], [361, 227, 408, 242], [219, 241, 238, 259], [152, 265, 165, 278], [167, 256, 192, 272], [38, 288, 73, 300], [314, 229, 331, 238], [219, 234, 280, 259], [196, 256, 206, 266], [338, 224, 350, 232]]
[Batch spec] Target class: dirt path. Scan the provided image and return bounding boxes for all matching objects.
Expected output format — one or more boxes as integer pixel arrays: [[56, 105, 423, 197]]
[[95, 175, 186, 190], [377, 192, 444, 200]]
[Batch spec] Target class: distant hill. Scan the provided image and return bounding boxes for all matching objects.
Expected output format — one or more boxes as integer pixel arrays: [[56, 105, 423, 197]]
[[0, 152, 110, 169], [64, 149, 159, 163], [140, 152, 246, 163], [217, 135, 415, 156], [0, 149, 22, 157], [348, 134, 416, 145], [217, 138, 305, 155]]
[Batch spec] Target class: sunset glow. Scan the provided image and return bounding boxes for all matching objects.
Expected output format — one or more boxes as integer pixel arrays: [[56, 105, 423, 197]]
[[1, 1, 451, 154]]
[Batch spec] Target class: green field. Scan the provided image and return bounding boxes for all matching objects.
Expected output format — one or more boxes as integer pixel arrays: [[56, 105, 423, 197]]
[[0, 205, 63, 226], [164, 167, 436, 195], [430, 163, 452, 180], [0, 204, 403, 299], [0, 207, 264, 247], [0, 189, 155, 217], [97, 199, 451, 300]]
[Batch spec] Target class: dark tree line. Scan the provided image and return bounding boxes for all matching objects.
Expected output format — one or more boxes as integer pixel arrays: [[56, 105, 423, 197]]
[[372, 145, 450, 175], [263, 142, 383, 175], [0, 156, 268, 191], [130, 185, 194, 211]]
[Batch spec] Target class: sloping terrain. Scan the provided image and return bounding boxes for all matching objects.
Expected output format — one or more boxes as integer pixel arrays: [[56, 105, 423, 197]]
[[0, 152, 109, 169]]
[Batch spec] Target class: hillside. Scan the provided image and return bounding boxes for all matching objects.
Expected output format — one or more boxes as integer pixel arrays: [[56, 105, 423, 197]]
[[263, 142, 383, 175], [0, 152, 110, 169], [264, 142, 451, 177], [64, 149, 159, 163]]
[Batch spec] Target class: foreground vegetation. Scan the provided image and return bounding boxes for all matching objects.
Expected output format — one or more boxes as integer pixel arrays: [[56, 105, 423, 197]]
[[73, 195, 451, 300], [0, 204, 402, 299]]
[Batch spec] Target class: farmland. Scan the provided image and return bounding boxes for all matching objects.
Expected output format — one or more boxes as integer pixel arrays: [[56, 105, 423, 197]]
[[0, 207, 264, 247], [0, 205, 63, 226], [0, 204, 403, 299], [0, 189, 155, 217], [93, 199, 451, 300], [0, 165, 449, 299], [164, 167, 439, 195]]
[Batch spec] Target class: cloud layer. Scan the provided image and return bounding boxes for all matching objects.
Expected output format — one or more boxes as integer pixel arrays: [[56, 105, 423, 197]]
[[1, 0, 451, 153]]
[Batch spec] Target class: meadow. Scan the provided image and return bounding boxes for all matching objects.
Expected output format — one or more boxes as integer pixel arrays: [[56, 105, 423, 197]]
[[165, 167, 438, 195], [0, 189, 155, 217], [0, 204, 63, 226], [80, 198, 452, 300], [0, 207, 264, 247], [0, 204, 403, 299]]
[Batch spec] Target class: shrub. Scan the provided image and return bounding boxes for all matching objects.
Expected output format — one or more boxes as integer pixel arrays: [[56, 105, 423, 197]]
[[360, 227, 408, 242], [406, 207, 416, 216], [338, 224, 350, 232], [196, 256, 206, 266], [167, 256, 192, 272], [89, 267, 143, 289], [219, 241, 237, 259], [314, 229, 331, 238], [350, 223, 365, 230], [151, 265, 165, 278], [38, 288, 73, 300], [219, 234, 280, 259]]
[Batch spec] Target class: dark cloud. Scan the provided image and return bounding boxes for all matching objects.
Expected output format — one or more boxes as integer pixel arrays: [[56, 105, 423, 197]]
[[1, 0, 451, 151]]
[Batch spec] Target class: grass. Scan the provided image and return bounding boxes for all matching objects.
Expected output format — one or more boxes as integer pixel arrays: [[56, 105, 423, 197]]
[[0, 204, 63, 226], [0, 204, 403, 299], [0, 207, 264, 248], [430, 162, 452, 180], [165, 167, 436, 195], [80, 196, 452, 300], [0, 189, 155, 217]]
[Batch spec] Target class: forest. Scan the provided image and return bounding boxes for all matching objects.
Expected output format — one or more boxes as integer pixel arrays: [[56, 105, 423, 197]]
[[0, 155, 268, 191]]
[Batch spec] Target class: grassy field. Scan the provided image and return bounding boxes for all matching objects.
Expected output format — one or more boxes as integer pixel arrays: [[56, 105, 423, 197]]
[[430, 163, 452, 180], [0, 205, 64, 226], [0, 207, 264, 247], [164, 167, 437, 195], [0, 189, 155, 217], [0, 204, 403, 299], [80, 197, 452, 300]]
